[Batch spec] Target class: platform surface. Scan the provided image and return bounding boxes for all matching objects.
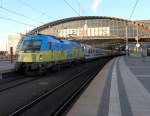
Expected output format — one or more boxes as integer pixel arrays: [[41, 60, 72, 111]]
[[67, 56, 150, 116], [0, 60, 15, 73]]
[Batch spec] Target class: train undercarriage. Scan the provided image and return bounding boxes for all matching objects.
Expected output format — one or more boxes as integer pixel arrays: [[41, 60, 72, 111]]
[[15, 59, 85, 76]]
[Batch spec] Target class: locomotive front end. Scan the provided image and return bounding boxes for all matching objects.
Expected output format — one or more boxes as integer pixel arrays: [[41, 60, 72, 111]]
[[15, 35, 48, 75]]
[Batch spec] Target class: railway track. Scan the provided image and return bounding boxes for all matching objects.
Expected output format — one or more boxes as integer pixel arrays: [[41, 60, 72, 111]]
[[8, 58, 109, 116], [53, 63, 101, 116], [0, 58, 102, 93], [0, 62, 89, 93], [0, 77, 40, 92], [9, 69, 88, 116]]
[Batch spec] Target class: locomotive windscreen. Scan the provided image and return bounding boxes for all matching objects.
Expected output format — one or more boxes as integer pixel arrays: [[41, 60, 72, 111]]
[[20, 40, 42, 51]]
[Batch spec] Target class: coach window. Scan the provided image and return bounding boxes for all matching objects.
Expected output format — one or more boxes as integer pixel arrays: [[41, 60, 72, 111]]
[[89, 49, 91, 54], [48, 42, 51, 49], [88, 49, 90, 54]]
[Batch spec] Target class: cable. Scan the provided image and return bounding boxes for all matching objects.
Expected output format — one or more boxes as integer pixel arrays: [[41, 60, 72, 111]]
[[76, 0, 87, 16], [17, 0, 55, 19], [63, 0, 80, 16], [0, 6, 44, 24], [129, 0, 140, 19], [0, 16, 36, 27]]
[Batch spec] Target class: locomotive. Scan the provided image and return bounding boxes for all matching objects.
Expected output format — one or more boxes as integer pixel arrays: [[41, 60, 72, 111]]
[[15, 34, 122, 75]]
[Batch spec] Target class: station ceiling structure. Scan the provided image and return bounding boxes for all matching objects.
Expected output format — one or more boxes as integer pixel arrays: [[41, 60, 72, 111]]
[[28, 16, 150, 48]]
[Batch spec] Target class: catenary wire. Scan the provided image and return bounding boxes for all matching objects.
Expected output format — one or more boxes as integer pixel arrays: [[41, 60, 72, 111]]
[[129, 0, 140, 19], [0, 6, 44, 24], [17, 0, 55, 19], [0, 16, 36, 27], [63, 0, 80, 16]]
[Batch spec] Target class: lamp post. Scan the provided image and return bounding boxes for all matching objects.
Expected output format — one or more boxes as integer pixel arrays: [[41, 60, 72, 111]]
[[125, 26, 128, 56], [135, 25, 140, 56]]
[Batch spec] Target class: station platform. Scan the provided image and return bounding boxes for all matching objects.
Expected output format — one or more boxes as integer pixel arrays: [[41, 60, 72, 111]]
[[67, 56, 150, 116], [0, 60, 15, 78]]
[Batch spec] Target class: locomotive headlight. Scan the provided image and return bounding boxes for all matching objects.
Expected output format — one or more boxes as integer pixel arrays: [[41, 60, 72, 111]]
[[39, 55, 43, 60]]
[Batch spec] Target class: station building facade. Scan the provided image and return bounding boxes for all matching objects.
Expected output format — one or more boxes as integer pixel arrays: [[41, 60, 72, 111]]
[[29, 16, 150, 56]]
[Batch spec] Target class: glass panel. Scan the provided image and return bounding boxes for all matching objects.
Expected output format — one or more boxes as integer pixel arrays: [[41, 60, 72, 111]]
[[20, 40, 42, 51]]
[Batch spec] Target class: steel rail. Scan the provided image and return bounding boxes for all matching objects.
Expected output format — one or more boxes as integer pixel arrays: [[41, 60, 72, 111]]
[[53, 64, 101, 115], [0, 77, 39, 92], [8, 69, 89, 116]]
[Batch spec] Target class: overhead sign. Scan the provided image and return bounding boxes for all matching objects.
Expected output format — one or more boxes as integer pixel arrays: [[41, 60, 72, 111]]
[[58, 27, 110, 37]]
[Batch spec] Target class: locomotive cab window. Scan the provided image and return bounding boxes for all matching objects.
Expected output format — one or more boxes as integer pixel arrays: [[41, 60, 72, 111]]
[[20, 40, 42, 51]]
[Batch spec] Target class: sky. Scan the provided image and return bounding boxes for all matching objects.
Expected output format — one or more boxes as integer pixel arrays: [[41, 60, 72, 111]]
[[0, 0, 150, 50]]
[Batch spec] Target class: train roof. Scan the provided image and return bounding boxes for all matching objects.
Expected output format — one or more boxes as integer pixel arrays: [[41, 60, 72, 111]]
[[23, 34, 62, 43], [23, 34, 81, 47]]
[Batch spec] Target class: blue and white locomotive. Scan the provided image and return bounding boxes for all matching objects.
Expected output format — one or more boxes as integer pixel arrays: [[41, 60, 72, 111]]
[[15, 34, 121, 74]]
